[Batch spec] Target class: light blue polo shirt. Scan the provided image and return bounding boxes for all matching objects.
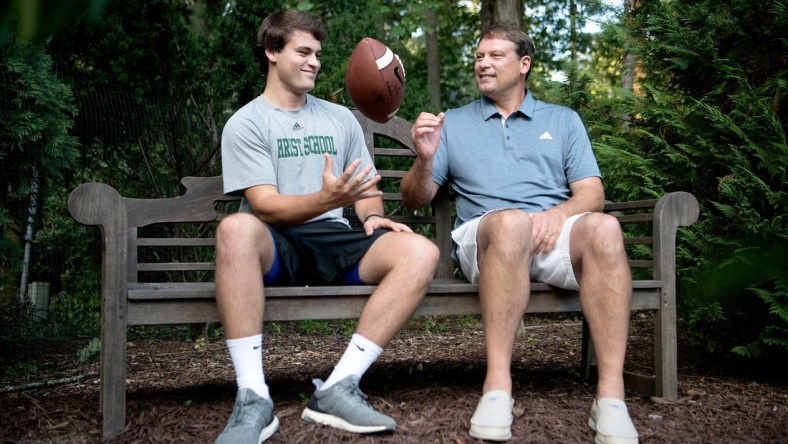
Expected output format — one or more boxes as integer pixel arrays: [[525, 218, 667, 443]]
[[432, 90, 601, 228]]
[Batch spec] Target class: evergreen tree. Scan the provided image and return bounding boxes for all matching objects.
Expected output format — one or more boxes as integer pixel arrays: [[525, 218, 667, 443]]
[[592, 0, 788, 358]]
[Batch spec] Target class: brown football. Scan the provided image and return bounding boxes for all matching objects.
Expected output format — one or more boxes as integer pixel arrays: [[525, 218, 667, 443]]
[[345, 37, 406, 123]]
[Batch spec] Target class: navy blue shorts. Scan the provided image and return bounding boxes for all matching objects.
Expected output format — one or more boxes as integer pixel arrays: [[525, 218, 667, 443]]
[[263, 221, 389, 286]]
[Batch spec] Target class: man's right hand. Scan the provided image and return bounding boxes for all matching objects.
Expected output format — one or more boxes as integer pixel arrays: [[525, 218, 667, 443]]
[[411, 112, 445, 160], [320, 153, 382, 209]]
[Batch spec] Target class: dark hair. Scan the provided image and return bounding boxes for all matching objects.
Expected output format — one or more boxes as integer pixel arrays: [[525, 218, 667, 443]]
[[479, 24, 535, 79], [253, 10, 327, 75]]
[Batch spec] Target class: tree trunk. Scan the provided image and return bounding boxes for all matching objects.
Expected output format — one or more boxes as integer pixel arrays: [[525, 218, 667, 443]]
[[425, 8, 441, 109], [570, 0, 578, 63], [622, 0, 636, 90], [481, 0, 523, 30], [18, 170, 39, 303]]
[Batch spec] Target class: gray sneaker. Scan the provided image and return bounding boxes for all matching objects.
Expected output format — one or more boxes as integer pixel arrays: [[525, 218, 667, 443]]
[[216, 388, 279, 444], [301, 375, 396, 434]]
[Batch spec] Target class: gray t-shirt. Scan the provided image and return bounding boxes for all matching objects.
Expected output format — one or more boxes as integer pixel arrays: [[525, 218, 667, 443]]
[[221, 94, 377, 225], [433, 91, 601, 228]]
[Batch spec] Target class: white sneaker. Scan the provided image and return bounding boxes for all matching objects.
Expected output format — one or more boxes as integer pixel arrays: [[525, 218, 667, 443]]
[[469, 390, 514, 441], [588, 398, 639, 444]]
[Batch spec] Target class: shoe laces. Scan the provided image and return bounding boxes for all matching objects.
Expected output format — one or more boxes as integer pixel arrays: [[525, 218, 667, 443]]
[[337, 381, 370, 406], [228, 398, 264, 427], [227, 403, 249, 426]]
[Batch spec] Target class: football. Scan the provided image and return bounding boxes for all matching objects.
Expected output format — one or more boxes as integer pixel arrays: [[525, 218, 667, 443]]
[[345, 37, 406, 124]]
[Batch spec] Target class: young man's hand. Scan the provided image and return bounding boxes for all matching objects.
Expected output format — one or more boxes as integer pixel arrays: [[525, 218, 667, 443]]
[[362, 215, 413, 236], [320, 154, 382, 208]]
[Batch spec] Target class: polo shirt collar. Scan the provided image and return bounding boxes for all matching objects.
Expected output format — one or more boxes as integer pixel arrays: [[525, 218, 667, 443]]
[[480, 90, 535, 120]]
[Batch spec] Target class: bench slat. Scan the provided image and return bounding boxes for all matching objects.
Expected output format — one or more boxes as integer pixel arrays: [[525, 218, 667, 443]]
[[127, 279, 662, 300], [135, 236, 654, 253], [604, 199, 659, 211], [385, 215, 436, 224], [629, 260, 654, 268], [126, 286, 662, 325], [373, 148, 415, 157], [615, 213, 653, 224], [382, 192, 403, 201], [136, 238, 216, 247], [137, 263, 215, 272], [624, 237, 653, 245], [379, 170, 406, 178]]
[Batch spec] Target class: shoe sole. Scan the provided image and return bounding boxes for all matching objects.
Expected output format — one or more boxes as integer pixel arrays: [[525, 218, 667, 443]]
[[469, 423, 512, 442], [259, 416, 280, 443], [301, 407, 394, 434]]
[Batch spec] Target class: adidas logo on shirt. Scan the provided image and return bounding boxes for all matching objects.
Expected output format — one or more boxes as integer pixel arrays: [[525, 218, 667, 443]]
[[292, 122, 304, 131], [539, 131, 553, 140]]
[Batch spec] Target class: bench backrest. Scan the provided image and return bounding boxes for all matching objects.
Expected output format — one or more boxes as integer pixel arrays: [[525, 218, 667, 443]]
[[119, 111, 454, 286], [71, 111, 669, 287]]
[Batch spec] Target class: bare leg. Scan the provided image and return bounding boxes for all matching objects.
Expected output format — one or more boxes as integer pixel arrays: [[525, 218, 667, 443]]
[[475, 210, 532, 394], [300, 232, 438, 433], [571, 213, 632, 400], [214, 213, 276, 339], [214, 213, 280, 441], [355, 231, 439, 347]]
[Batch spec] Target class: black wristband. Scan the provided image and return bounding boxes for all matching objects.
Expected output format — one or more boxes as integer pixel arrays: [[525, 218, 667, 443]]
[[364, 213, 384, 223]]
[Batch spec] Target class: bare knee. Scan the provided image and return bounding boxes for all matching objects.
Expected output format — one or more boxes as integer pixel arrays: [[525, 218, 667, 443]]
[[215, 213, 271, 261], [409, 234, 440, 278], [218, 211, 254, 235], [391, 233, 440, 279], [361, 232, 439, 285], [589, 213, 624, 248], [479, 210, 532, 258], [575, 213, 626, 261]]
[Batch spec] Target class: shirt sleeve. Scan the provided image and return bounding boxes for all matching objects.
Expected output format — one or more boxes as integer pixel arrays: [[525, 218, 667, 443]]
[[221, 111, 277, 196], [564, 111, 601, 184]]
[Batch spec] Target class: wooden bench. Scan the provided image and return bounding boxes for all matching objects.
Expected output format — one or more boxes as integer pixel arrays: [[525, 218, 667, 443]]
[[68, 110, 699, 440]]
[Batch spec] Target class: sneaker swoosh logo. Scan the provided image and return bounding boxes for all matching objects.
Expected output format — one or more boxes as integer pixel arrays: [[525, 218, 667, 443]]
[[353, 342, 365, 352], [253, 345, 261, 350]]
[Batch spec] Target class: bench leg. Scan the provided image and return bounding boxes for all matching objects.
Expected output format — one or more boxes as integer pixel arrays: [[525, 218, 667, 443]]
[[101, 300, 128, 439], [582, 315, 659, 397], [655, 302, 678, 400], [580, 318, 597, 381]]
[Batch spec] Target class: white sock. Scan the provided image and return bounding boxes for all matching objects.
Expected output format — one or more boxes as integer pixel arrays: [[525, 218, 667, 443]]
[[226, 334, 270, 399], [321, 333, 383, 390]]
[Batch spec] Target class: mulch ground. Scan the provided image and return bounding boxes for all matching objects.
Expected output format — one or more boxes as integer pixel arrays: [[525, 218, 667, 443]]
[[1, 314, 787, 443]]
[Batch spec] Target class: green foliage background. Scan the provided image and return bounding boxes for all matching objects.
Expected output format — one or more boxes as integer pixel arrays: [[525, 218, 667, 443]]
[[590, 0, 788, 358], [1, 0, 786, 363], [1, 42, 78, 296]]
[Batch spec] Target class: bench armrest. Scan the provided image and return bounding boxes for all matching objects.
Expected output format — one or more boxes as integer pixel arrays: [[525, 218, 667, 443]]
[[651, 191, 698, 397], [653, 191, 699, 284], [68, 181, 130, 429]]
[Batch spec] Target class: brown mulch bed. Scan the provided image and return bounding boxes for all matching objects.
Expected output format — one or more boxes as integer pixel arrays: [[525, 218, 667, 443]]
[[1, 314, 787, 443]]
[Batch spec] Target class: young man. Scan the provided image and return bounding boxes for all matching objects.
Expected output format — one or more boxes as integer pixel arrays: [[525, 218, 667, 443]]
[[402, 24, 639, 443], [215, 10, 438, 444]]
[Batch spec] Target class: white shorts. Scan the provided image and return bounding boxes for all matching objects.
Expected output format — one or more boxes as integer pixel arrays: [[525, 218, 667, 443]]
[[451, 211, 588, 290]]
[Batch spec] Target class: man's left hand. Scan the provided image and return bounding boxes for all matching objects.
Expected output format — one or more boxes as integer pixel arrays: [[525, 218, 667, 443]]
[[530, 209, 566, 255], [363, 216, 413, 236]]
